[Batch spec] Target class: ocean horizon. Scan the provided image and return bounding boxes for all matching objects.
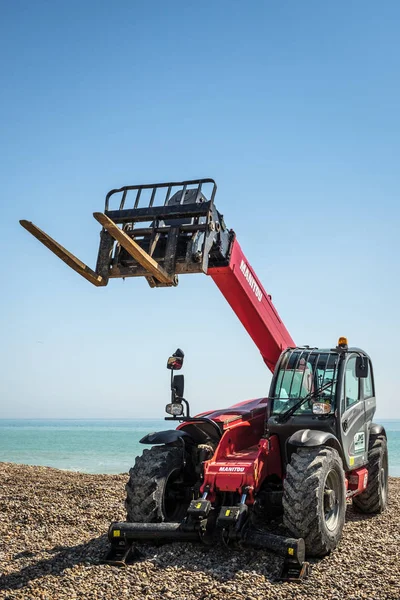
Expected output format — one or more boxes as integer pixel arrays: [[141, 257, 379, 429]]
[[0, 418, 399, 476]]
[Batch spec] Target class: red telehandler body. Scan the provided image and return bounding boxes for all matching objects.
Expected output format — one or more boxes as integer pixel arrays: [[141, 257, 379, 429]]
[[20, 179, 388, 580]]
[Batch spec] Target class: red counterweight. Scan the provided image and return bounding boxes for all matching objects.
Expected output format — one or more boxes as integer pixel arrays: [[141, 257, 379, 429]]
[[208, 238, 295, 372]]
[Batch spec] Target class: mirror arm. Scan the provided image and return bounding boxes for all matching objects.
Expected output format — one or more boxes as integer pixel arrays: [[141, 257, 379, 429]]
[[181, 398, 190, 418]]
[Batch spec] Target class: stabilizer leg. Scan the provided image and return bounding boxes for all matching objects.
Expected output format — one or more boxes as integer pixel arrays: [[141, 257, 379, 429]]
[[19, 220, 107, 287]]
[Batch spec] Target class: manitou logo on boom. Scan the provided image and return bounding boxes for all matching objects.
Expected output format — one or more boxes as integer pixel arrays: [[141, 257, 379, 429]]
[[240, 260, 263, 302]]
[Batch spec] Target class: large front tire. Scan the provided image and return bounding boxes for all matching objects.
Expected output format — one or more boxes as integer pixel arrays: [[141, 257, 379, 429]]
[[353, 435, 388, 514], [283, 447, 346, 557], [125, 445, 191, 523]]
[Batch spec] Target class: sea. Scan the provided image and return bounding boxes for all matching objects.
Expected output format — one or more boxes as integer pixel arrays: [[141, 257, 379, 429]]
[[0, 419, 399, 476]]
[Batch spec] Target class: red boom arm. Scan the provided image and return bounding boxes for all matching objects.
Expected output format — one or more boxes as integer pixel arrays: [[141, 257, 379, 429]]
[[207, 238, 295, 372]]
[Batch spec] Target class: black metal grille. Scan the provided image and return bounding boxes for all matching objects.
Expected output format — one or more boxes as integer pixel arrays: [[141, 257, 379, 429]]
[[105, 179, 217, 213]]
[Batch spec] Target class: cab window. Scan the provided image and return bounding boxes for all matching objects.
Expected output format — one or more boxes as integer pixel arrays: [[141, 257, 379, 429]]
[[363, 362, 374, 398], [272, 351, 338, 415], [345, 356, 360, 409]]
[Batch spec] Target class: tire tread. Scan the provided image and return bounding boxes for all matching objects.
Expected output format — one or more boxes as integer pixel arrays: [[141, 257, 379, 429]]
[[353, 435, 388, 514], [125, 445, 183, 522], [283, 447, 346, 557]]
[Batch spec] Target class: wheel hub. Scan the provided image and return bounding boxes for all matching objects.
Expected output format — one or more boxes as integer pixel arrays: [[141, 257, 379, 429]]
[[324, 469, 341, 532], [324, 489, 336, 512]]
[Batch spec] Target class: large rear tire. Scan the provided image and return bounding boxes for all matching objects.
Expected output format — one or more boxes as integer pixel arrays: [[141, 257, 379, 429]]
[[125, 445, 191, 523], [353, 435, 388, 514], [283, 446, 346, 557]]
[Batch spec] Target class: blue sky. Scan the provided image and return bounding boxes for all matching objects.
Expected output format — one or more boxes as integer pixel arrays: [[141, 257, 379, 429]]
[[1, 1, 399, 419]]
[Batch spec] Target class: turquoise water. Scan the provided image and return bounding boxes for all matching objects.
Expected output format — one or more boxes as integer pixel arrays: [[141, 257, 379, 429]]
[[0, 419, 399, 476]]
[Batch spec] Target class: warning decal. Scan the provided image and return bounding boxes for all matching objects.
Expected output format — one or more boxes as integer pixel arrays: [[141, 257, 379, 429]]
[[354, 431, 365, 453]]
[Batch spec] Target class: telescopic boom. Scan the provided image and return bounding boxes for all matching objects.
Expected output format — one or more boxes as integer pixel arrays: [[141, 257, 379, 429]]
[[208, 238, 294, 371]]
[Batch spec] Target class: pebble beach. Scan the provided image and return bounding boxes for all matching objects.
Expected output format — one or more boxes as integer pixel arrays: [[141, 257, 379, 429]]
[[0, 462, 399, 600]]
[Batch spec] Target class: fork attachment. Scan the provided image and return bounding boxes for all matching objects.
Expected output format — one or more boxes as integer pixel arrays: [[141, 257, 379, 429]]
[[20, 179, 232, 288]]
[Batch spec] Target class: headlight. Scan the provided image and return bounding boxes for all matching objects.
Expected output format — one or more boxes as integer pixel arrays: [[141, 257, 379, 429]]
[[312, 402, 331, 415], [165, 402, 184, 417]]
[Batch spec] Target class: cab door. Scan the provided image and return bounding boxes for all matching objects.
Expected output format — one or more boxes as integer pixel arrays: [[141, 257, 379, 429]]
[[338, 354, 369, 470]]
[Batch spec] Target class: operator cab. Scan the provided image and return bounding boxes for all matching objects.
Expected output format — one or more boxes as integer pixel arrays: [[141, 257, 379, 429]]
[[267, 339, 375, 472]]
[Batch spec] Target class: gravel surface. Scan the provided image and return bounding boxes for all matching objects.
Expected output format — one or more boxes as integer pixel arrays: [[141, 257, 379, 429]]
[[0, 462, 399, 600]]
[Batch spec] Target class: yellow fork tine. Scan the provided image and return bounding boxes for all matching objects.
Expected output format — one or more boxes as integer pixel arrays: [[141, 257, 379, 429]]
[[19, 220, 107, 287]]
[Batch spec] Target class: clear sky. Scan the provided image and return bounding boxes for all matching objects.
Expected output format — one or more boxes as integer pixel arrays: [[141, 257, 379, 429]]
[[1, 1, 399, 419]]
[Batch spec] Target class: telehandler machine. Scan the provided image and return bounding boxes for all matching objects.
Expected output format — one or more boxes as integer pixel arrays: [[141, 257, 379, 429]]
[[20, 179, 388, 580]]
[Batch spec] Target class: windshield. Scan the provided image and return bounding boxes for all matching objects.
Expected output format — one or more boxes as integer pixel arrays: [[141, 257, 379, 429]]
[[271, 350, 339, 416]]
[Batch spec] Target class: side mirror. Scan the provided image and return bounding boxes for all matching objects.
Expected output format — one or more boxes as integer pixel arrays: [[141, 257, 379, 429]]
[[167, 348, 185, 370], [356, 357, 369, 378], [172, 374, 184, 398]]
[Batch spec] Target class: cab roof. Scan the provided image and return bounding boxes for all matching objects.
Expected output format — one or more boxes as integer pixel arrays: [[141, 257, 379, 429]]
[[290, 346, 370, 359]]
